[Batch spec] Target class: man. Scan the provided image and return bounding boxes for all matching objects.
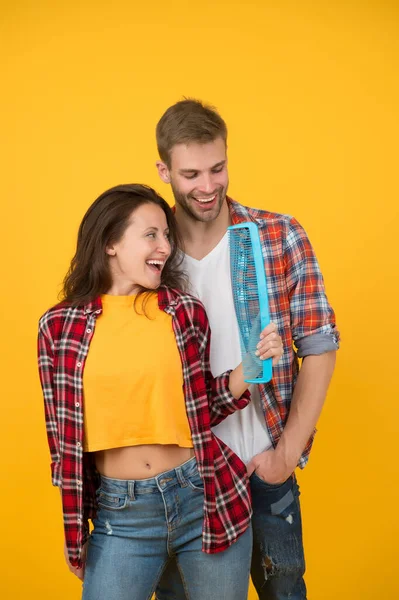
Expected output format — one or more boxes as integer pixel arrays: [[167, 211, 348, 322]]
[[154, 99, 339, 600]]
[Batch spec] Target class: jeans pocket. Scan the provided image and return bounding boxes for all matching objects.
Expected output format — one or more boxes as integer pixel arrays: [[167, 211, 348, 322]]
[[186, 472, 204, 491], [252, 471, 287, 489], [97, 489, 128, 510], [251, 473, 298, 519]]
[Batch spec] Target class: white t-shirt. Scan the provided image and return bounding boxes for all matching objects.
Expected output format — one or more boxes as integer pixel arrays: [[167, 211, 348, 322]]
[[182, 233, 272, 465]]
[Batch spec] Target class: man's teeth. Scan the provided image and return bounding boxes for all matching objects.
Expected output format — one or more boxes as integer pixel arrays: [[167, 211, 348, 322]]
[[196, 195, 216, 203]]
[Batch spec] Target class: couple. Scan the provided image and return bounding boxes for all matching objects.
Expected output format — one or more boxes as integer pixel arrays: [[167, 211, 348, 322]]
[[38, 99, 339, 600]]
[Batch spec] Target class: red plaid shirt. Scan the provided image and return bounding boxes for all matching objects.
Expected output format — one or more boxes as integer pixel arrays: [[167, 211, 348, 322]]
[[228, 198, 340, 465], [38, 287, 252, 568]]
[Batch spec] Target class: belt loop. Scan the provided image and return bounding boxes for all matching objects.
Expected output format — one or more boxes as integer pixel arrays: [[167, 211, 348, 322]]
[[128, 481, 135, 500], [176, 465, 187, 488]]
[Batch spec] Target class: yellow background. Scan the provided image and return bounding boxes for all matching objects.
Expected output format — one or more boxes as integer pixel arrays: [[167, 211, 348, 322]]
[[1, 1, 398, 598]]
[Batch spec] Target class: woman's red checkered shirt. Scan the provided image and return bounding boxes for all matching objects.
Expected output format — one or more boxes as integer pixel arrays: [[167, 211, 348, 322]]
[[38, 286, 252, 568]]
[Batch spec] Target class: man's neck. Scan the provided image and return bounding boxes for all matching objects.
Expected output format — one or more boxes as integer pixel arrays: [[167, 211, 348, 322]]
[[175, 199, 231, 260]]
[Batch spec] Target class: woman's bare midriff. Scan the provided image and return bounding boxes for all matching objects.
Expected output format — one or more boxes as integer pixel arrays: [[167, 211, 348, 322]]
[[94, 444, 195, 480]]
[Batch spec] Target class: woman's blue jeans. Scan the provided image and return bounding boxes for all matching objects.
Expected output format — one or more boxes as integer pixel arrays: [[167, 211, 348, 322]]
[[82, 456, 252, 600]]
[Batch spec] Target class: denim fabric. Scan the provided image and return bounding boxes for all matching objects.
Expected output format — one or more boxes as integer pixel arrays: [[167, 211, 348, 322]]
[[156, 472, 306, 600], [82, 457, 252, 600], [249, 473, 306, 599]]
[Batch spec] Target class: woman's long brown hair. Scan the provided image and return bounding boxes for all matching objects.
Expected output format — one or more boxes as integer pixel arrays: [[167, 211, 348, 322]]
[[62, 184, 186, 306]]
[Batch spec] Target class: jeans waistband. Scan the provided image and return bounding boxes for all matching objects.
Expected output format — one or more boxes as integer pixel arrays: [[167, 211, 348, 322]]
[[98, 456, 199, 496]]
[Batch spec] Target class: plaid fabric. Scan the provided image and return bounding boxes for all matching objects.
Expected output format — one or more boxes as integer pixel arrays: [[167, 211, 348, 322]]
[[228, 198, 340, 465], [38, 287, 252, 568]]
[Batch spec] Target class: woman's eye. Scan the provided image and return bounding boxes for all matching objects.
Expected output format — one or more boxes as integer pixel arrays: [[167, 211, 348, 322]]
[[147, 232, 156, 239]]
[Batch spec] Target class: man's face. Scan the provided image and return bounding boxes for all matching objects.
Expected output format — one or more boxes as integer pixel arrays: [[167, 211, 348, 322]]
[[157, 137, 229, 223]]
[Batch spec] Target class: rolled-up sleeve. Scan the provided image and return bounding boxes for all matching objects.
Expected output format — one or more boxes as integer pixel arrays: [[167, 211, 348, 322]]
[[284, 217, 340, 357]]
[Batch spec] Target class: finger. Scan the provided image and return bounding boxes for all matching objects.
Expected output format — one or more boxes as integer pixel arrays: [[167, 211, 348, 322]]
[[257, 334, 280, 351], [259, 322, 277, 339], [255, 340, 282, 356], [246, 460, 256, 476], [257, 338, 281, 351], [258, 348, 283, 365]]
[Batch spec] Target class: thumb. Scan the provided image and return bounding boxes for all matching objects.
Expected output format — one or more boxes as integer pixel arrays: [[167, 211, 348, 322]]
[[246, 459, 256, 476]]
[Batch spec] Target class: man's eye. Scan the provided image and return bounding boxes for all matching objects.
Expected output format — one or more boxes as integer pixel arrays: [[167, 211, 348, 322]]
[[184, 173, 197, 180], [212, 167, 223, 174]]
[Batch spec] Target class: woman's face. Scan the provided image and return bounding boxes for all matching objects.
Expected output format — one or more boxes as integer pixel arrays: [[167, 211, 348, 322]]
[[106, 203, 171, 294]]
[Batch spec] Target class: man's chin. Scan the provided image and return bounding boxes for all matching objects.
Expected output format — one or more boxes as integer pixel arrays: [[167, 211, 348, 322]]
[[189, 198, 224, 222]]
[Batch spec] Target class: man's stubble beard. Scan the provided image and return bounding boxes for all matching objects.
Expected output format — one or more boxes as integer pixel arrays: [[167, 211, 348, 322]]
[[170, 182, 228, 224]]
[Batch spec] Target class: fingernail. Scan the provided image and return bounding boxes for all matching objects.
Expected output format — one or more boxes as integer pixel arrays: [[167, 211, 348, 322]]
[[255, 350, 260, 356]]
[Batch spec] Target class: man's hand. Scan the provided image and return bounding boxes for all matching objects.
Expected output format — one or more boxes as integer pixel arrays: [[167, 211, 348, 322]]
[[246, 447, 294, 484], [63, 540, 88, 581]]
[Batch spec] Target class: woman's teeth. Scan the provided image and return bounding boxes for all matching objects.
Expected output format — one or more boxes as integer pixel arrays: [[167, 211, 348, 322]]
[[146, 260, 164, 271]]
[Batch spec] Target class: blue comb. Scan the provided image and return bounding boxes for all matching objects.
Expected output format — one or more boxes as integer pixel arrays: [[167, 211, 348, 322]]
[[228, 222, 272, 384]]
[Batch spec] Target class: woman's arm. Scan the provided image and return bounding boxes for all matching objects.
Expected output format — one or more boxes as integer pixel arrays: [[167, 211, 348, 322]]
[[200, 313, 283, 427], [37, 320, 61, 486]]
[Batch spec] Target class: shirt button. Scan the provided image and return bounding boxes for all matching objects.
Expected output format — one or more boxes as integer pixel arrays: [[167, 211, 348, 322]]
[[95, 310, 101, 314], [77, 518, 82, 524], [76, 480, 82, 486], [77, 362, 82, 368], [86, 328, 92, 334], [76, 442, 81, 448], [75, 402, 80, 408]]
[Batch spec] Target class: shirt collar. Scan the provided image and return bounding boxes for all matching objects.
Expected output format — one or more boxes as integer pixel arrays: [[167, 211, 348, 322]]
[[83, 289, 179, 315], [171, 196, 257, 226], [83, 296, 102, 315], [227, 196, 258, 225]]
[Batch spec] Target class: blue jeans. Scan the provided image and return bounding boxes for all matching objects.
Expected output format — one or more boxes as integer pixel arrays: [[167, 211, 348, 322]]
[[156, 472, 306, 600], [82, 457, 252, 600]]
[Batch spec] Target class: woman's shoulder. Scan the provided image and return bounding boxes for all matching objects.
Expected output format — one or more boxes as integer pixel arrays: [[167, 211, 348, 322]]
[[38, 301, 82, 336], [160, 286, 207, 314]]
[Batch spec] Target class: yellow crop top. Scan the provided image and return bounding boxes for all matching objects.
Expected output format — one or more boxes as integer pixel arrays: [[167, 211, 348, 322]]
[[83, 293, 193, 452]]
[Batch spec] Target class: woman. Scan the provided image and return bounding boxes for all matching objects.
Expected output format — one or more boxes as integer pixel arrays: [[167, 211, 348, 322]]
[[38, 184, 283, 600]]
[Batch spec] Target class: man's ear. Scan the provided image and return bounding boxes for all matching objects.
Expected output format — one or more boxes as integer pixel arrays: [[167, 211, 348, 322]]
[[156, 160, 171, 184]]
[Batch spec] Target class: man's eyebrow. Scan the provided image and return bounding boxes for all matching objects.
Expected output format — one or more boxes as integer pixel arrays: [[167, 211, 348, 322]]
[[178, 168, 199, 174], [178, 160, 226, 174], [210, 160, 226, 169]]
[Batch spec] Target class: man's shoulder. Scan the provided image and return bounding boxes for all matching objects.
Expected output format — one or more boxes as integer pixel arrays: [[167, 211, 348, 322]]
[[228, 197, 295, 229]]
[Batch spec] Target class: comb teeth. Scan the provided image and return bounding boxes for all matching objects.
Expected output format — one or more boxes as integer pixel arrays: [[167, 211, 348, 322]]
[[228, 223, 272, 384]]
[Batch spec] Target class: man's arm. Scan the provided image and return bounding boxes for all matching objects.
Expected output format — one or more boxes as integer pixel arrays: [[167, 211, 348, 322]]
[[248, 351, 336, 482], [248, 216, 339, 482]]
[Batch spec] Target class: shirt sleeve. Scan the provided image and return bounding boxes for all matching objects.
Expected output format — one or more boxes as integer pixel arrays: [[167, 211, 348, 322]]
[[284, 217, 340, 357], [198, 309, 251, 427], [38, 318, 62, 487]]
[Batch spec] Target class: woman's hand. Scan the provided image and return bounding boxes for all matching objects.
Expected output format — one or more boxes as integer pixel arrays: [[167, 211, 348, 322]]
[[229, 323, 283, 398], [63, 540, 88, 581], [256, 322, 283, 365]]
